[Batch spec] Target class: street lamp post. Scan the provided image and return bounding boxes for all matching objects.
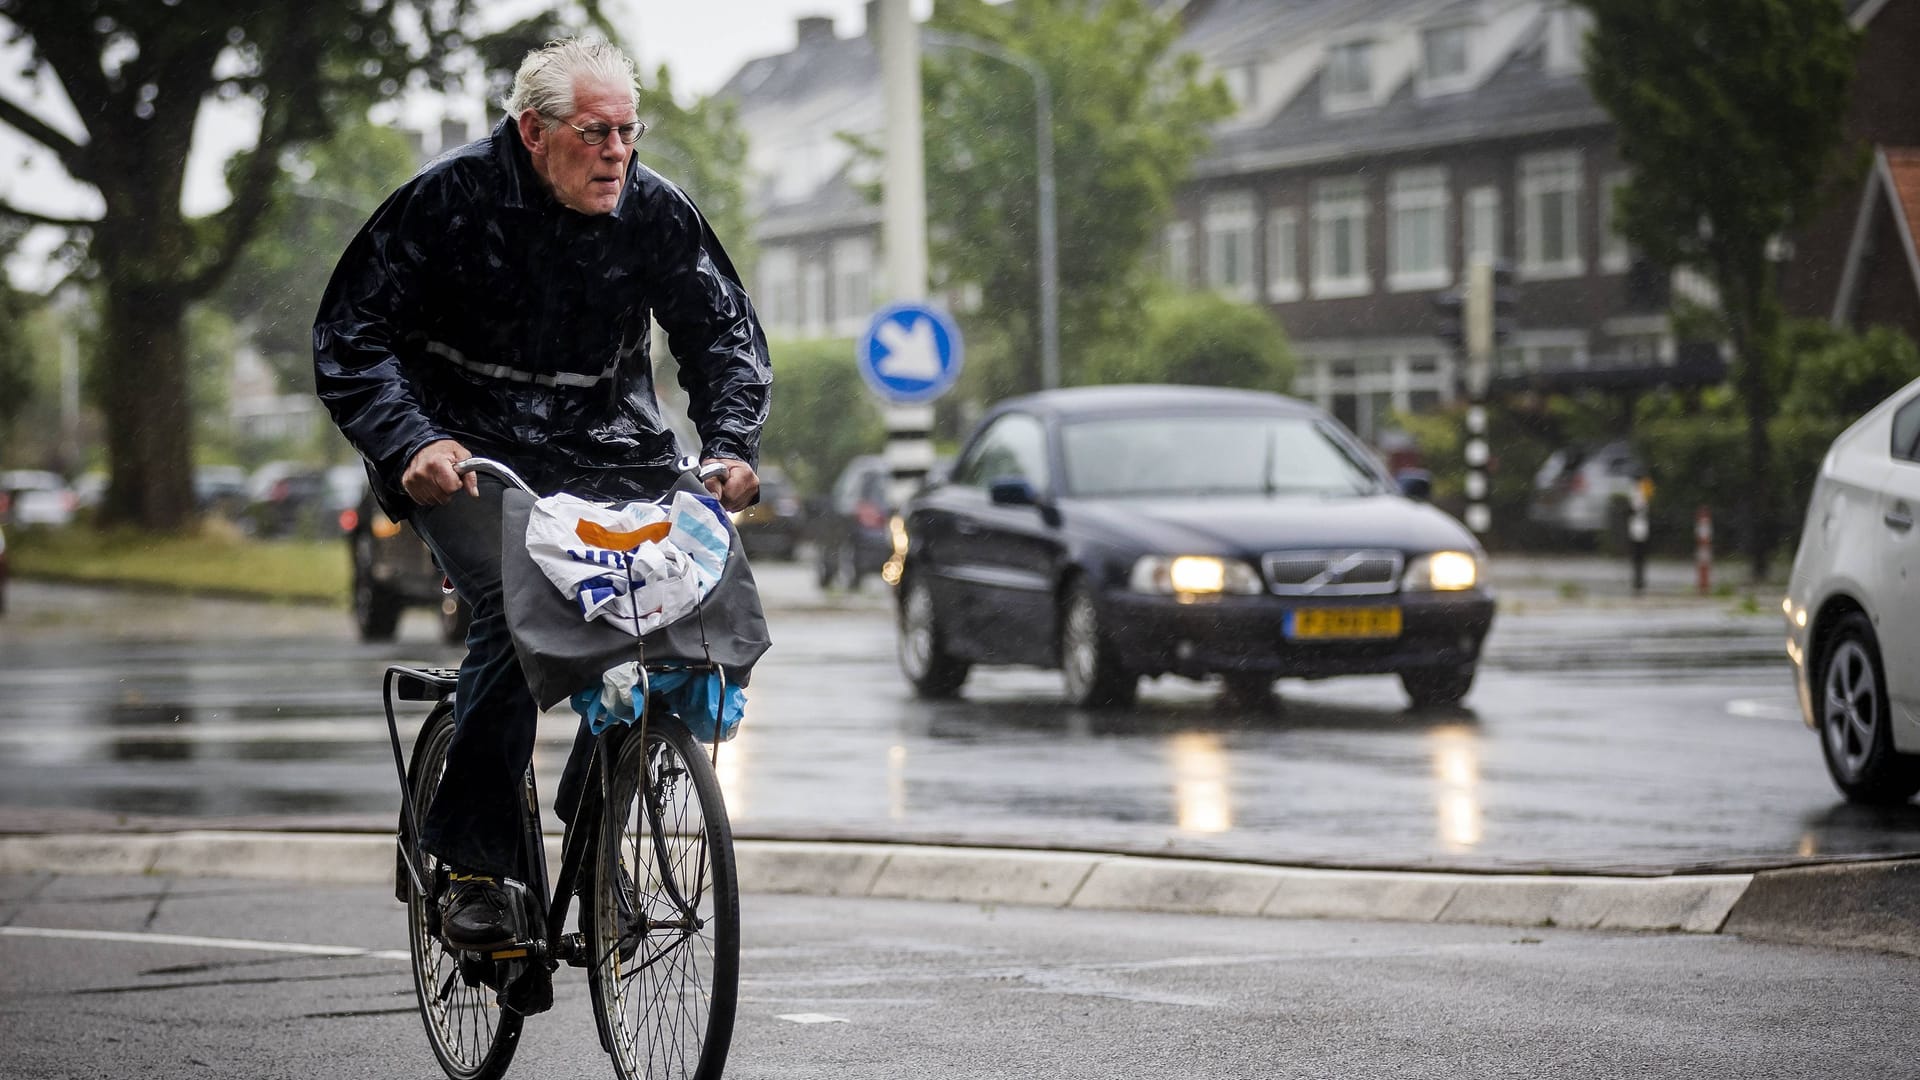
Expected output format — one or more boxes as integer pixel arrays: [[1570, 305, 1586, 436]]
[[922, 30, 1059, 392]]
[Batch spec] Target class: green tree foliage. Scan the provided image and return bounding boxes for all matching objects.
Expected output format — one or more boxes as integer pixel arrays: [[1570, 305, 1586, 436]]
[[1779, 321, 1920, 419], [0, 0, 608, 530], [922, 0, 1232, 397], [755, 338, 884, 496], [0, 222, 35, 438], [635, 66, 753, 269], [1082, 289, 1295, 391], [212, 121, 420, 392], [1578, 0, 1860, 579]]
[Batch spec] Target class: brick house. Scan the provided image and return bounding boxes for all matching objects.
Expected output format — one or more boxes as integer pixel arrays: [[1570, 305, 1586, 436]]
[[716, 0, 1917, 443]]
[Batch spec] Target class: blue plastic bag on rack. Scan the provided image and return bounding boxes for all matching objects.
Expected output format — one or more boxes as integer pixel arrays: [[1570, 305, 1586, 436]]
[[498, 485, 771, 712], [570, 663, 745, 742]]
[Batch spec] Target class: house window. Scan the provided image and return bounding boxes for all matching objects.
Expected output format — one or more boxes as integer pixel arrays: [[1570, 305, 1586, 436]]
[[1389, 167, 1450, 291], [758, 247, 798, 334], [1519, 151, 1584, 279], [801, 257, 828, 338], [1205, 192, 1256, 300], [1222, 62, 1259, 112], [1164, 221, 1194, 288], [1421, 25, 1471, 90], [1544, 3, 1592, 75], [831, 236, 874, 334], [1312, 177, 1370, 298], [1598, 171, 1630, 274], [1465, 185, 1501, 263], [1266, 208, 1301, 302], [1324, 40, 1373, 108]]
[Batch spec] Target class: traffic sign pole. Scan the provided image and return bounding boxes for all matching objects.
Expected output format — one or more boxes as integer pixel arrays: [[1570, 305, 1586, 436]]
[[880, 0, 933, 508]]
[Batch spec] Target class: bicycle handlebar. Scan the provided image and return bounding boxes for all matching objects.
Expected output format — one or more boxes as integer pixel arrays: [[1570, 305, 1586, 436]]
[[454, 455, 731, 495]]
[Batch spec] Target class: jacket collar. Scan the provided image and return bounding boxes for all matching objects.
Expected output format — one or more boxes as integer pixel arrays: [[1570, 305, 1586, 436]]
[[490, 114, 633, 221]]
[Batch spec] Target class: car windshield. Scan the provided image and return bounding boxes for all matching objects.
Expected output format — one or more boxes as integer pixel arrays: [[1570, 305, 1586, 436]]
[[1059, 414, 1386, 498]]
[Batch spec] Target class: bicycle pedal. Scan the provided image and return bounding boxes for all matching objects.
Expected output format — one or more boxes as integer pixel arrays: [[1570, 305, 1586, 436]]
[[483, 940, 536, 962], [500, 965, 555, 1017]]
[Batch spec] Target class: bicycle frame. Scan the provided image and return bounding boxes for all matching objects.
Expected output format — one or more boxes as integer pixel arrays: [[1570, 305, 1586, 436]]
[[384, 659, 721, 1017]]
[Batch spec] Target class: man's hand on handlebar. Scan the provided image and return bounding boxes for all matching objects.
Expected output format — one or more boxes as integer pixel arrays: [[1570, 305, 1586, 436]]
[[403, 439, 478, 506], [702, 458, 759, 513]]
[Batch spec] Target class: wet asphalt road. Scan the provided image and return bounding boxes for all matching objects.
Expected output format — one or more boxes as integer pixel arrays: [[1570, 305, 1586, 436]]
[[2, 565, 1917, 874], [8, 872, 1920, 1080]]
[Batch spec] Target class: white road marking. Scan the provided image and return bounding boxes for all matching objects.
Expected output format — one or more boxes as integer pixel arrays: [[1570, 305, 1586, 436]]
[[776, 1013, 850, 1024], [1726, 698, 1801, 723], [1, 925, 409, 961]]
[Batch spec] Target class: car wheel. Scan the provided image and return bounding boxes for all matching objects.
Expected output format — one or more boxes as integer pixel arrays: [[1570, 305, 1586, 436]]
[[352, 535, 402, 643], [438, 594, 472, 647], [815, 542, 840, 590], [1220, 672, 1275, 710], [1817, 613, 1920, 804], [1060, 580, 1137, 709], [898, 574, 968, 698], [1401, 663, 1476, 709]]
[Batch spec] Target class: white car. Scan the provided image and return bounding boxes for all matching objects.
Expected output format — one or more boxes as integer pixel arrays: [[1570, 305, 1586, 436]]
[[1784, 375, 1920, 803]]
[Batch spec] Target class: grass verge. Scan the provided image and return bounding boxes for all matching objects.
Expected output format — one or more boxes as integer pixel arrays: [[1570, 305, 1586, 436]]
[[8, 525, 348, 605]]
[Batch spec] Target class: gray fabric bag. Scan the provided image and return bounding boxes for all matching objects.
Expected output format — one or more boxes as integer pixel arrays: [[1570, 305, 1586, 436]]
[[498, 487, 771, 710]]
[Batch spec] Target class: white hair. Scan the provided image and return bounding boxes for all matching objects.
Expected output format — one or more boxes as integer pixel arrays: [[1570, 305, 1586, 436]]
[[505, 38, 638, 124]]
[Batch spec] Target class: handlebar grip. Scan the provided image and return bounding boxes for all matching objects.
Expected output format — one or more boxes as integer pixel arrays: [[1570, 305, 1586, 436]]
[[452, 457, 536, 494]]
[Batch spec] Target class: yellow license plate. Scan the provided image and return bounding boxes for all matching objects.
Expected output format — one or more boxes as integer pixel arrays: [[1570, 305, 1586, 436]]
[[1287, 607, 1403, 640]]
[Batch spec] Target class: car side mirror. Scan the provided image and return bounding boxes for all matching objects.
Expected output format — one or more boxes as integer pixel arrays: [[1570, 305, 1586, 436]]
[[1396, 469, 1433, 502], [988, 476, 1040, 507]]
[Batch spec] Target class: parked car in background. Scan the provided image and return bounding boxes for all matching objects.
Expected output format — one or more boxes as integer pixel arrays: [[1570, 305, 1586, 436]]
[[343, 487, 469, 644], [1785, 375, 1920, 805], [893, 385, 1496, 709], [246, 461, 331, 538], [0, 470, 77, 528], [814, 454, 893, 590], [729, 465, 805, 562], [193, 465, 251, 519], [1528, 440, 1642, 535], [0, 523, 9, 615]]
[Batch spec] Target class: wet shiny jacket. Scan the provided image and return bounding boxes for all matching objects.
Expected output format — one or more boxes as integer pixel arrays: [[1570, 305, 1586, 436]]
[[313, 118, 771, 516]]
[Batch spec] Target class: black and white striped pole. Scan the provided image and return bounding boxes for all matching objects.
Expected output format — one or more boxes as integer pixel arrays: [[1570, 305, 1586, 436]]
[[1462, 258, 1494, 536]]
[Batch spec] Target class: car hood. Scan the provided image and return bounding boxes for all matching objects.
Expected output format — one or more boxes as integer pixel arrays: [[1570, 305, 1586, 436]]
[[1063, 493, 1478, 556]]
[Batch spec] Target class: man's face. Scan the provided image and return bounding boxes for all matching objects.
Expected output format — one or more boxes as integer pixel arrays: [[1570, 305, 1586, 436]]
[[519, 78, 636, 215]]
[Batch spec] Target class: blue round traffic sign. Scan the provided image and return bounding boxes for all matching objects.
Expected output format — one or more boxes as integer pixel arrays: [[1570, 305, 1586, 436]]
[[857, 303, 964, 405]]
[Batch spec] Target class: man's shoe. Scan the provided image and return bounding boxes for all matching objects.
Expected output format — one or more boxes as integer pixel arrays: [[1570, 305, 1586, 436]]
[[439, 870, 517, 951]]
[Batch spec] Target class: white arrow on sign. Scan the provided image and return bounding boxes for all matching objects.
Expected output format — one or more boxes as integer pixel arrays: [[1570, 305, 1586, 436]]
[[874, 315, 942, 381]]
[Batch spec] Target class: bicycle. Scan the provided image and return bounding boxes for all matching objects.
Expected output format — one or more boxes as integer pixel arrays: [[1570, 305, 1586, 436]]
[[382, 456, 742, 1080]]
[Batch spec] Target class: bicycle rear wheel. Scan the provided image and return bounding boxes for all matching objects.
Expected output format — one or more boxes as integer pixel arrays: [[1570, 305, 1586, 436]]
[[588, 720, 740, 1080], [405, 703, 524, 1080]]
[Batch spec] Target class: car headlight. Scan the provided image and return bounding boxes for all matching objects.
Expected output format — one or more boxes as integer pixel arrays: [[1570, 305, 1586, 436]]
[[1129, 555, 1264, 595], [889, 514, 909, 557], [1403, 551, 1480, 591]]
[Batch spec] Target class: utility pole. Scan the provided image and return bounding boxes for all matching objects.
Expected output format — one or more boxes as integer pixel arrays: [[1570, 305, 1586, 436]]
[[1462, 259, 1493, 536], [879, 0, 935, 506]]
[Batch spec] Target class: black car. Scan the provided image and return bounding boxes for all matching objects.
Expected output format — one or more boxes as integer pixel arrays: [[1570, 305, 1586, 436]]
[[344, 488, 470, 645], [814, 454, 894, 590], [729, 466, 806, 561], [893, 385, 1496, 709]]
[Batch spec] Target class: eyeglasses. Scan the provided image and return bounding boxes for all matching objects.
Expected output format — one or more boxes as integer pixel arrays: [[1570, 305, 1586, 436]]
[[565, 120, 647, 146]]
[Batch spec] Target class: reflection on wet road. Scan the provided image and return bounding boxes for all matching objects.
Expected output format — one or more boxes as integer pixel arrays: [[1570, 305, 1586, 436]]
[[2, 577, 1916, 874]]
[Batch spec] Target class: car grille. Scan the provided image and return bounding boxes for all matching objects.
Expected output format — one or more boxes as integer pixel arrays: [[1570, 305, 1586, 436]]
[[1261, 549, 1404, 596]]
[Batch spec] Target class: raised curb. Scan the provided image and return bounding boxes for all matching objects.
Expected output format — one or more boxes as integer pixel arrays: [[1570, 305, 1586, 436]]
[[0, 831, 1774, 937]]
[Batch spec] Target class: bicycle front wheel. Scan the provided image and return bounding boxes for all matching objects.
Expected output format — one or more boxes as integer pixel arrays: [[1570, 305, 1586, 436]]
[[588, 720, 740, 1080], [405, 703, 524, 1080]]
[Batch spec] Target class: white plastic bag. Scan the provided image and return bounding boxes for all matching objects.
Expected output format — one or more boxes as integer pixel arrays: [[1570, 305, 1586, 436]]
[[523, 489, 730, 636]]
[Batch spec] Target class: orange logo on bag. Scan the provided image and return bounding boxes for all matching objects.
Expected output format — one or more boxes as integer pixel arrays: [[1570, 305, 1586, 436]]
[[574, 519, 673, 551]]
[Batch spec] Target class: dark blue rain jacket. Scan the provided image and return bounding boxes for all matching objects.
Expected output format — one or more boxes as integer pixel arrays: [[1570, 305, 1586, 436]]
[[313, 117, 771, 517]]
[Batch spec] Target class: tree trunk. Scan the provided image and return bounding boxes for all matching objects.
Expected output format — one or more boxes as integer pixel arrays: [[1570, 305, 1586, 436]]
[[97, 280, 196, 532]]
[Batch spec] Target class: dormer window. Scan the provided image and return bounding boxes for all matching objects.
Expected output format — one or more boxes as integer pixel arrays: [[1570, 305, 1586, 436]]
[[1421, 24, 1472, 91], [1222, 62, 1259, 112], [1324, 40, 1374, 109], [1544, 3, 1591, 75]]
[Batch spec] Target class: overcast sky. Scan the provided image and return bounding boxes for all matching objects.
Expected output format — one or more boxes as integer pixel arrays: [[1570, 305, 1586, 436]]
[[633, 1, 902, 97]]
